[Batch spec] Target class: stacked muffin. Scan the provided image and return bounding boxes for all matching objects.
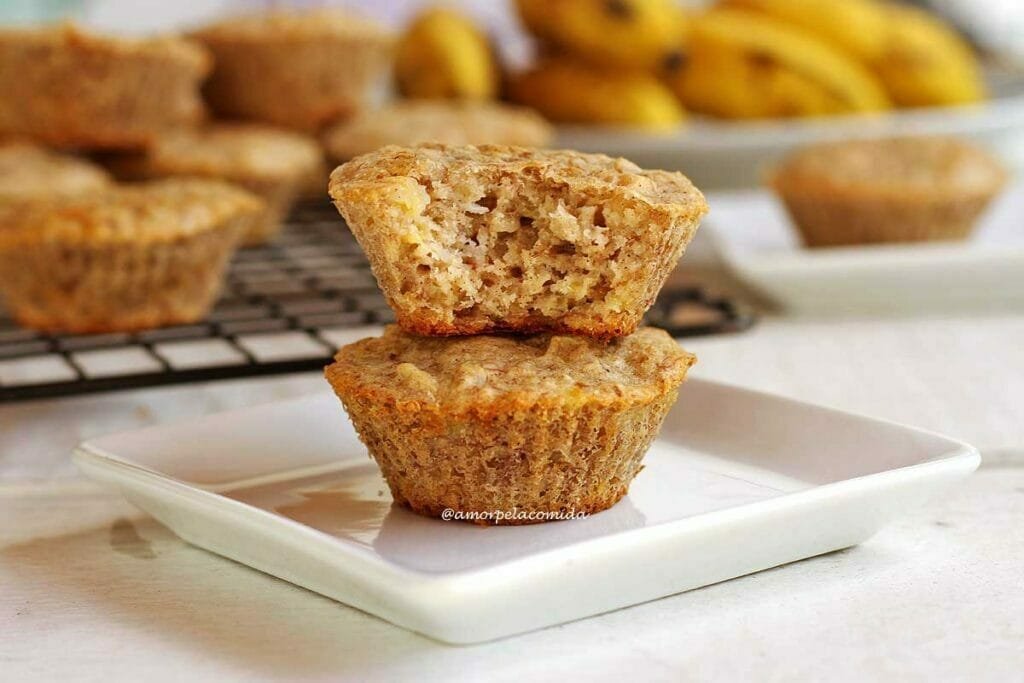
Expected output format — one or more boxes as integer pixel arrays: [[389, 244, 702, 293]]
[[325, 144, 707, 524]]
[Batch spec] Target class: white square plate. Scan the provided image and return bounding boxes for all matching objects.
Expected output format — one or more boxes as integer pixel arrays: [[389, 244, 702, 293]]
[[706, 185, 1024, 315], [74, 379, 979, 644]]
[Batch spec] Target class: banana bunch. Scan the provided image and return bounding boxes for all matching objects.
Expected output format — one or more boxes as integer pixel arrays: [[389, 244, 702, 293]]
[[394, 8, 498, 100], [393, 0, 986, 128], [668, 8, 890, 119], [511, 0, 687, 128], [686, 0, 986, 118], [722, 0, 887, 62]]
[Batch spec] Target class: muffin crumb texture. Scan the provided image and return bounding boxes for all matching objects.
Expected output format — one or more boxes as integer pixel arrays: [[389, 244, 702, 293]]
[[329, 144, 707, 338]]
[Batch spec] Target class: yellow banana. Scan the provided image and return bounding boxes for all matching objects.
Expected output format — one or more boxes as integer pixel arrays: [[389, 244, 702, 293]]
[[721, 0, 888, 61], [515, 0, 687, 71], [668, 9, 890, 119], [394, 8, 498, 100], [509, 58, 684, 129], [871, 4, 986, 107]]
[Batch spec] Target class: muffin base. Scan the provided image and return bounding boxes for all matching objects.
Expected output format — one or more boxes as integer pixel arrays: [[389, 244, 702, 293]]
[[0, 227, 241, 333], [332, 390, 680, 526], [779, 192, 999, 247]]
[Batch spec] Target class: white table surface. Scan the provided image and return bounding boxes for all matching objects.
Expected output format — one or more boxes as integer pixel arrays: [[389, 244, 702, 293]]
[[2, 311, 1024, 680]]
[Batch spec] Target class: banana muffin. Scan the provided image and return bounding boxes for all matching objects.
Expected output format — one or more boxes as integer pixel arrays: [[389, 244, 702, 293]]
[[326, 325, 695, 524], [192, 10, 393, 131], [329, 144, 708, 339], [0, 178, 262, 333], [323, 101, 553, 161], [0, 143, 111, 202], [105, 124, 324, 245], [0, 24, 209, 149], [769, 137, 1007, 246]]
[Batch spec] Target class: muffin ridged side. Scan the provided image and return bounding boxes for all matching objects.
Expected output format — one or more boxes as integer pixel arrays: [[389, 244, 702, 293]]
[[325, 326, 695, 524]]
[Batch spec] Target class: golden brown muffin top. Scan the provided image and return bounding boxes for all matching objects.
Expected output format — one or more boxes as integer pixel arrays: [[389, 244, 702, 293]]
[[108, 124, 323, 184], [0, 23, 210, 71], [327, 325, 695, 410], [0, 143, 111, 202], [192, 10, 391, 42], [0, 178, 262, 248], [330, 143, 707, 219], [770, 137, 1006, 198], [323, 101, 553, 161]]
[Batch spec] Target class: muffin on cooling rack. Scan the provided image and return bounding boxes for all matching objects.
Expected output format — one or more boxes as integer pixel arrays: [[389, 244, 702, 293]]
[[769, 137, 1007, 247], [0, 143, 111, 202], [329, 144, 707, 339], [192, 10, 393, 131], [0, 24, 209, 149], [0, 178, 262, 333], [323, 101, 553, 161], [326, 325, 695, 524], [105, 124, 324, 245]]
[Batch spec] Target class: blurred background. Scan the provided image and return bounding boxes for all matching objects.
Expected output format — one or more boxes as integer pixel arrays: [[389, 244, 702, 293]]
[[3, 0, 1023, 189]]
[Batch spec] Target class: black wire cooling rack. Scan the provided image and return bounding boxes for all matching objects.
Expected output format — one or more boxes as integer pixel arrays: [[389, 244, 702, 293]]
[[0, 200, 754, 402]]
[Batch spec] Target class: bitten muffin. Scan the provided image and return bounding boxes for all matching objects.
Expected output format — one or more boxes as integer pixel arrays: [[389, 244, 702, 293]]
[[326, 325, 695, 524], [105, 124, 324, 245], [323, 101, 553, 161], [769, 137, 1007, 247], [0, 179, 262, 333], [192, 11, 393, 131], [329, 144, 707, 339], [0, 24, 209, 149], [0, 143, 111, 202]]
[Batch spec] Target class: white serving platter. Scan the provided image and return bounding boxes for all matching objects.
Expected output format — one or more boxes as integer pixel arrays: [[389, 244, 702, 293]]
[[556, 75, 1024, 190], [74, 378, 979, 644], [705, 184, 1024, 315]]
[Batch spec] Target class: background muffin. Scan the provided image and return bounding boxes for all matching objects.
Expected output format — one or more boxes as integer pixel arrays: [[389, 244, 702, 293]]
[[329, 144, 707, 339], [0, 178, 261, 333], [323, 100, 553, 161], [326, 325, 696, 524], [769, 137, 1007, 247], [0, 143, 111, 202], [105, 124, 323, 245], [192, 10, 393, 131], [0, 24, 209, 149]]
